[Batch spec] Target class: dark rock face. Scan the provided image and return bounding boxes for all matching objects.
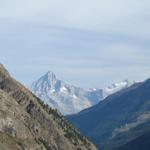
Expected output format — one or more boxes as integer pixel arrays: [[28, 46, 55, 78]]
[[67, 80, 150, 150], [0, 64, 97, 150]]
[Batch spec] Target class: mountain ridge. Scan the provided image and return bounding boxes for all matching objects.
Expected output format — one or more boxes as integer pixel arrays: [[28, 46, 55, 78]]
[[29, 71, 134, 115]]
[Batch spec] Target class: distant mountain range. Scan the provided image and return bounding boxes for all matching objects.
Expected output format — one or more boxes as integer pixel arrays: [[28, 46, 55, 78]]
[[67, 79, 150, 150], [0, 64, 97, 150], [29, 71, 134, 115]]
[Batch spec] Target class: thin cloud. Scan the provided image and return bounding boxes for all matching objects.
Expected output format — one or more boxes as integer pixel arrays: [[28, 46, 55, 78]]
[[0, 0, 150, 88]]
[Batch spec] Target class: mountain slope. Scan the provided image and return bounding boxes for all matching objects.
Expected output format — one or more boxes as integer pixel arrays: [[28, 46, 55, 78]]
[[30, 72, 133, 115], [115, 130, 150, 150], [0, 64, 97, 150], [67, 79, 150, 149]]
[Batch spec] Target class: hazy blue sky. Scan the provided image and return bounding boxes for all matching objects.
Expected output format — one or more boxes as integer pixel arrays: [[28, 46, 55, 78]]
[[0, 0, 150, 88]]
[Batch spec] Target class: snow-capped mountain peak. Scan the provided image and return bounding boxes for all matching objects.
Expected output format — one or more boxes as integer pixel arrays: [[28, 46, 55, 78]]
[[103, 80, 135, 98], [43, 71, 57, 86], [31, 71, 58, 94], [29, 72, 102, 115]]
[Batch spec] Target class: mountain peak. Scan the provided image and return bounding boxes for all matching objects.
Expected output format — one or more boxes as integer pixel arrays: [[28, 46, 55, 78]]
[[46, 71, 55, 76], [102, 79, 135, 99], [44, 71, 57, 83]]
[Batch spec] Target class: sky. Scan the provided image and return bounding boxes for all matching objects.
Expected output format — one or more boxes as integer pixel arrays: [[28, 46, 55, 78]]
[[0, 0, 150, 88]]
